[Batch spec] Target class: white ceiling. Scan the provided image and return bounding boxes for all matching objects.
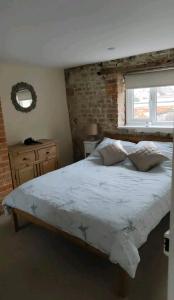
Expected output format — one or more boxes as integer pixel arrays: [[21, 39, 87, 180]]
[[0, 0, 174, 68]]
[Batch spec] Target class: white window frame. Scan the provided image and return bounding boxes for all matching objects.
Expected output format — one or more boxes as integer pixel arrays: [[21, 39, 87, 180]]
[[126, 87, 174, 127]]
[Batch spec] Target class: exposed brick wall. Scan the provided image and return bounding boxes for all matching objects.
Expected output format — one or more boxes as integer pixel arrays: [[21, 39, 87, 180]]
[[0, 101, 12, 214], [65, 48, 174, 160]]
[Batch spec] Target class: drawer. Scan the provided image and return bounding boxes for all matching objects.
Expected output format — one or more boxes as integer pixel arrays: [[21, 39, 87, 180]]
[[38, 146, 57, 161], [13, 151, 35, 168]]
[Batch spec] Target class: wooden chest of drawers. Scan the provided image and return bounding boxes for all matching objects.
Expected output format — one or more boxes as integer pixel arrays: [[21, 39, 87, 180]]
[[9, 139, 58, 188]]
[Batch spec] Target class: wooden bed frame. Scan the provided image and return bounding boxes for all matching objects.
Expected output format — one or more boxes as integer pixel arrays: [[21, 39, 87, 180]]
[[11, 132, 173, 299]]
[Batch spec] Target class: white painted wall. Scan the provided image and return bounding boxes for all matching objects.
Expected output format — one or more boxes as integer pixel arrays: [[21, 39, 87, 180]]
[[168, 132, 174, 300], [0, 62, 73, 165]]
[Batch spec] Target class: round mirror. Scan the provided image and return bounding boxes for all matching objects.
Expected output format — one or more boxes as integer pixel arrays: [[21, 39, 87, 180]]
[[11, 82, 37, 113]]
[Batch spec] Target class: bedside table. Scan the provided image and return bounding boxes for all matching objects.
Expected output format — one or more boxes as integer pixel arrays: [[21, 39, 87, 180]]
[[84, 140, 100, 157]]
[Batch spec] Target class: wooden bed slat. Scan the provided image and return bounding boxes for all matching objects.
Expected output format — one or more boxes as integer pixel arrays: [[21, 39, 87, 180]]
[[12, 208, 108, 259], [12, 208, 130, 298]]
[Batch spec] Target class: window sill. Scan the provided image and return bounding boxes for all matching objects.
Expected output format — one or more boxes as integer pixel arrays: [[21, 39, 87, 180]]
[[118, 125, 173, 133]]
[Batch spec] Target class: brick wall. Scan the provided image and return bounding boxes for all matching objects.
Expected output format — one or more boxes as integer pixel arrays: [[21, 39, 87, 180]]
[[65, 48, 174, 160], [0, 101, 12, 214]]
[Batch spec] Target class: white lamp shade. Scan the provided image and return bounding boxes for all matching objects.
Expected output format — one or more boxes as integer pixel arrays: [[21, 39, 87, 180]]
[[86, 123, 98, 136]]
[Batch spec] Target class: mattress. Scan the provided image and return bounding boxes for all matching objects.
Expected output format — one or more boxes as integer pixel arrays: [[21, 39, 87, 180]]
[[3, 156, 172, 278]]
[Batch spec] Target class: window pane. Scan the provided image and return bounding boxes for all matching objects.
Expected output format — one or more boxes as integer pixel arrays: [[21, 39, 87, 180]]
[[156, 86, 174, 122], [133, 88, 150, 120]]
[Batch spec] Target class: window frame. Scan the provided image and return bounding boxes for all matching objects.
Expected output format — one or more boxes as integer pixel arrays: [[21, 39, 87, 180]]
[[126, 86, 174, 127]]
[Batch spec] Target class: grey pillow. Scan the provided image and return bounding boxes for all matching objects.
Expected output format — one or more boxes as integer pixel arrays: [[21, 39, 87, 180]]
[[99, 142, 127, 166], [128, 143, 167, 171]]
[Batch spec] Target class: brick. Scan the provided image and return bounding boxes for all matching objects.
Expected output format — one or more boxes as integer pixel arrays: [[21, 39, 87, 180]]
[[0, 101, 12, 213], [0, 154, 9, 161], [65, 48, 174, 161], [0, 183, 12, 191]]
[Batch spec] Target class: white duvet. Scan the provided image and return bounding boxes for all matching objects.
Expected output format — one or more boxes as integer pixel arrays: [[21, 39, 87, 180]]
[[3, 143, 172, 278]]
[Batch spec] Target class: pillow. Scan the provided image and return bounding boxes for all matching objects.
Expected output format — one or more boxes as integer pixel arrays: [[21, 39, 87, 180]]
[[87, 138, 118, 160], [99, 142, 127, 166], [138, 141, 173, 160], [128, 142, 168, 171], [120, 140, 137, 154], [87, 137, 136, 160]]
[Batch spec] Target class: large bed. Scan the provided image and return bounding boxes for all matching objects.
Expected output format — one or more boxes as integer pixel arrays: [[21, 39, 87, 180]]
[[3, 133, 173, 298]]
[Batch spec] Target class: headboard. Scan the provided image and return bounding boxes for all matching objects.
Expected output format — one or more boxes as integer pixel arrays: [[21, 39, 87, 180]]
[[104, 131, 173, 143]]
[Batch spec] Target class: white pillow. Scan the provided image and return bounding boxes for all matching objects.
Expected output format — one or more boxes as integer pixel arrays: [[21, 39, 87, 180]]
[[121, 140, 137, 154], [129, 142, 168, 171], [138, 141, 173, 160], [99, 143, 127, 166], [88, 137, 136, 160]]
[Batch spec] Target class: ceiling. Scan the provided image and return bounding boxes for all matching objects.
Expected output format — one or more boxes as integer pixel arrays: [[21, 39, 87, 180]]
[[0, 0, 174, 68]]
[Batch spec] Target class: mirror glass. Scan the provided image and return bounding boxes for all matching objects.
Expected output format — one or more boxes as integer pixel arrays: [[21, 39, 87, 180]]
[[16, 89, 33, 108], [11, 82, 37, 113]]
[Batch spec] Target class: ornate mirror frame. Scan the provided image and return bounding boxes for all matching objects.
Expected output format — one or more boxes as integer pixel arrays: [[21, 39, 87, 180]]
[[11, 82, 37, 113]]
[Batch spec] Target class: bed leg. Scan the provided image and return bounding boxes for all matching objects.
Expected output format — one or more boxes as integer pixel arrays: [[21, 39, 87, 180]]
[[117, 268, 131, 299], [12, 210, 19, 232]]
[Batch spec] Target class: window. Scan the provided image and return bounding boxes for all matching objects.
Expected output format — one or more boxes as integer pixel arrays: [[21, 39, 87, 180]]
[[126, 86, 174, 127], [125, 69, 174, 128]]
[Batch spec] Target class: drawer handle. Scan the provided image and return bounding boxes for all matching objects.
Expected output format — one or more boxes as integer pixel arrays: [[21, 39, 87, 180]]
[[23, 157, 27, 161], [46, 151, 50, 154]]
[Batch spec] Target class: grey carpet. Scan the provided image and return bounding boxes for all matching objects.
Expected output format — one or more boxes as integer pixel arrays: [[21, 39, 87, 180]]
[[0, 214, 169, 300]]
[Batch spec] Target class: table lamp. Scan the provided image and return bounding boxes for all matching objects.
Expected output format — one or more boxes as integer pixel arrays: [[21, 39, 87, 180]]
[[86, 123, 98, 141]]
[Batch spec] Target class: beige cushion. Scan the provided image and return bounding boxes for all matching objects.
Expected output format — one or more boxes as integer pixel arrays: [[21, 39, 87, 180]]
[[99, 142, 127, 166], [128, 143, 167, 171]]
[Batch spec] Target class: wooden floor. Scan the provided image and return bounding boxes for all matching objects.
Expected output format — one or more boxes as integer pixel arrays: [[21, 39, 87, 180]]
[[0, 214, 169, 300]]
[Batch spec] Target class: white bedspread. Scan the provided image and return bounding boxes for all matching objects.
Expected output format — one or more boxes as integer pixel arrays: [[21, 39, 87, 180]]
[[3, 157, 171, 278]]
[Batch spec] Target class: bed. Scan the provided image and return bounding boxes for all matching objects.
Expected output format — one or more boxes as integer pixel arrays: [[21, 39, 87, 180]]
[[3, 133, 173, 298]]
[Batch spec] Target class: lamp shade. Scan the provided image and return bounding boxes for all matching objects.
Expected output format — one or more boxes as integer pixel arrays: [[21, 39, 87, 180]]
[[86, 123, 98, 136]]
